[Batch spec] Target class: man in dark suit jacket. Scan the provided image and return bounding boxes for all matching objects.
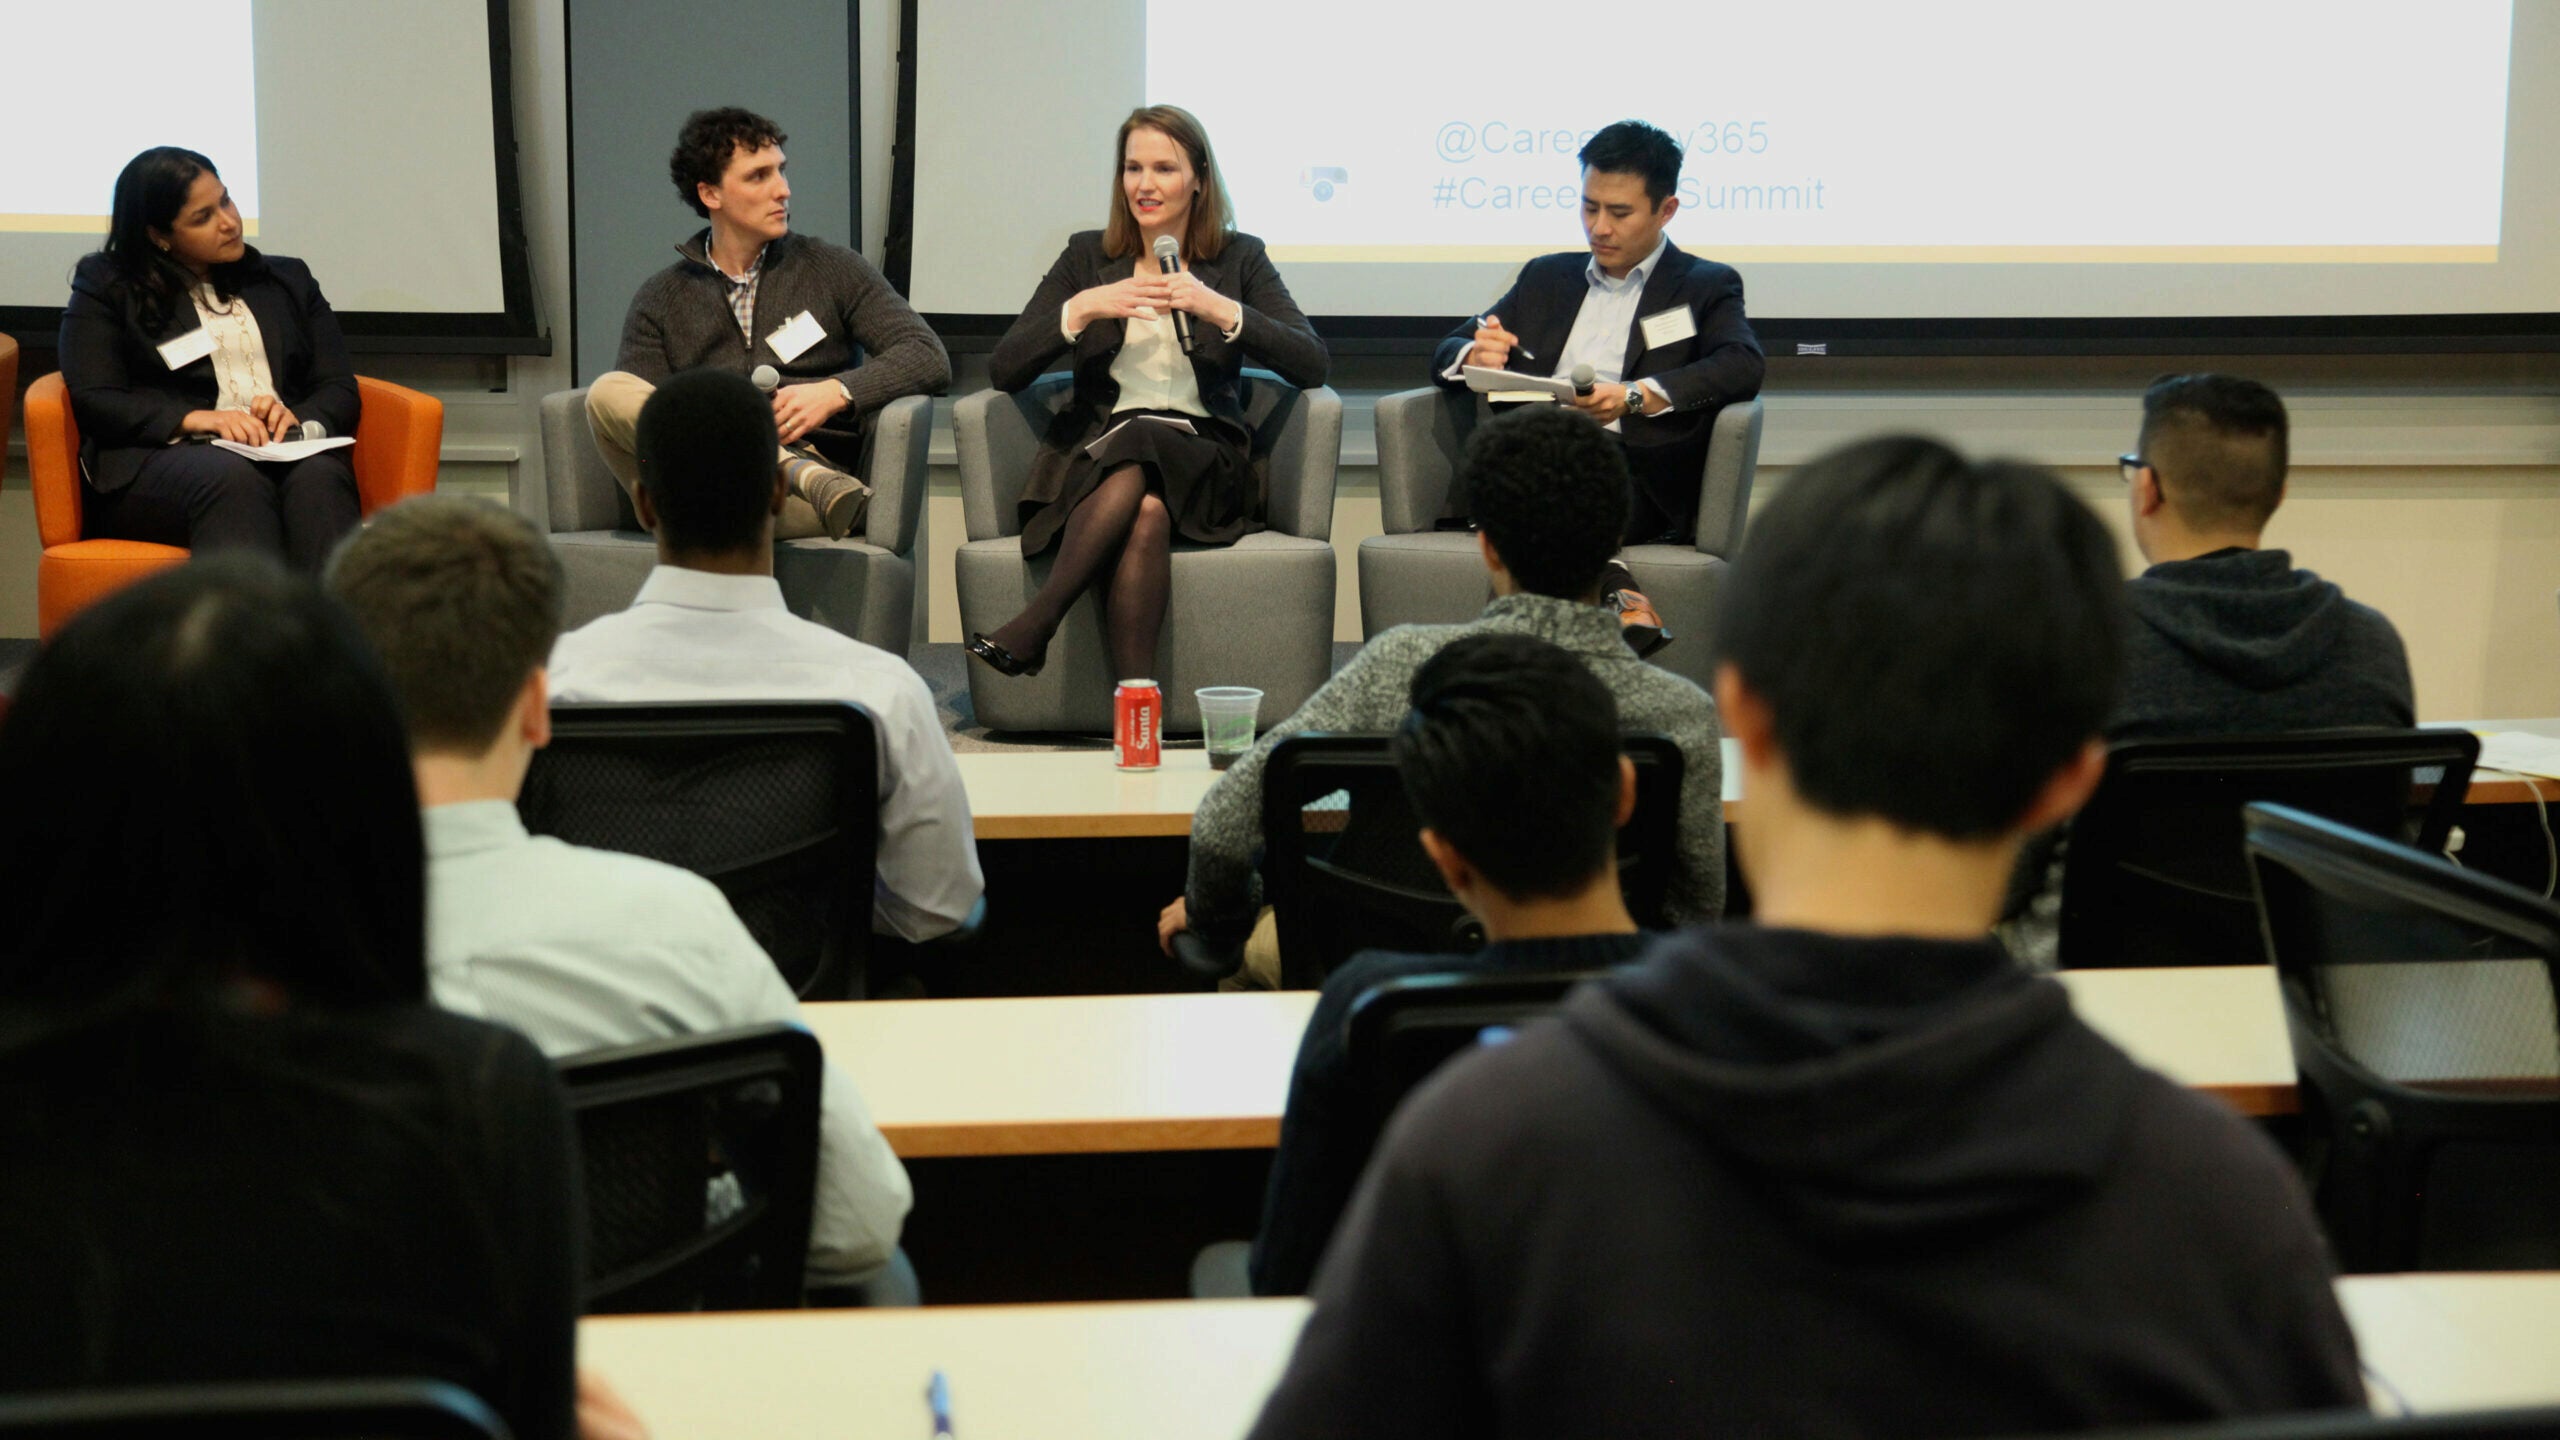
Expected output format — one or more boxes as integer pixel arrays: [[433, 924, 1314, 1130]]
[[1432, 120, 1765, 648]]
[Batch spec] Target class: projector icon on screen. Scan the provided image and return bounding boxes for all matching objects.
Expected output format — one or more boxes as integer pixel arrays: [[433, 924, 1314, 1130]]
[[1299, 167, 1349, 202]]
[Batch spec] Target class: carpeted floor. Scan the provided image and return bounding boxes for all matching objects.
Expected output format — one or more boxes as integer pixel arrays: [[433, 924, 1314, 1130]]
[[912, 641, 1364, 753]]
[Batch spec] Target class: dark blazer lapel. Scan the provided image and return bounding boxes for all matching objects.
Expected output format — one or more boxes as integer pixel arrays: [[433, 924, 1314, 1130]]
[[1185, 249, 1232, 369], [1521, 253, 1582, 369], [242, 274, 298, 389], [1622, 241, 1694, 378]]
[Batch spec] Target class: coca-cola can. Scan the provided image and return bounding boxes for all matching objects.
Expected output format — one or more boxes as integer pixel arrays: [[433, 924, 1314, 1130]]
[[1114, 678, 1163, 771]]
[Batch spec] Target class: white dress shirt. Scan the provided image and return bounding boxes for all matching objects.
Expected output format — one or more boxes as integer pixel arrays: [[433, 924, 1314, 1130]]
[[546, 566, 985, 942], [1099, 305, 1213, 417], [422, 799, 912, 1285], [191, 282, 276, 414]]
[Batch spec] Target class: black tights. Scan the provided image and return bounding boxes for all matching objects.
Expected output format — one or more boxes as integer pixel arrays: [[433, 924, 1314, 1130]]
[[987, 463, 1172, 681]]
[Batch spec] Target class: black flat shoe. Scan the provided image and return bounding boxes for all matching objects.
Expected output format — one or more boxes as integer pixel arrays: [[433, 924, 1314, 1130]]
[[966, 632, 1045, 678]]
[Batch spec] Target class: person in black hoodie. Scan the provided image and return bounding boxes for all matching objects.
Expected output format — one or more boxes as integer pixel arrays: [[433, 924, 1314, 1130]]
[[1247, 436, 2365, 1440], [2115, 373, 2412, 739], [1245, 633, 1652, 1297]]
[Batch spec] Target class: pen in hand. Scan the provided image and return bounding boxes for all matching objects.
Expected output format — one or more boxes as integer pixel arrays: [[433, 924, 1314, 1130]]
[[927, 1368, 955, 1437], [1467, 313, 1536, 363]]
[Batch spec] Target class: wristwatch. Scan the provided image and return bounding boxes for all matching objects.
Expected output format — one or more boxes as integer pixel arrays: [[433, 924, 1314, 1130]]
[[1624, 384, 1648, 417]]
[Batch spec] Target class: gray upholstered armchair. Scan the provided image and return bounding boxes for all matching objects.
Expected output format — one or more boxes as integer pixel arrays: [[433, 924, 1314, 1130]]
[[1356, 390, 1763, 689], [953, 371, 1342, 734], [525, 388, 932, 658]]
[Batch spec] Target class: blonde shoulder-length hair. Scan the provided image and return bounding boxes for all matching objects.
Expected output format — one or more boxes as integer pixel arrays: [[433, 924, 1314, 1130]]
[[1101, 105, 1233, 263]]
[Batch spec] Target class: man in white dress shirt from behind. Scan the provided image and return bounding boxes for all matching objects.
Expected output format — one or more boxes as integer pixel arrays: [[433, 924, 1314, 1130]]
[[547, 366, 984, 943], [325, 494, 914, 1297]]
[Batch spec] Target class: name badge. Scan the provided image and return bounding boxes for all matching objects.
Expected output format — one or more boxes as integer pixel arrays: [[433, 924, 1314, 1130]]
[[1638, 304, 1697, 351], [766, 309, 826, 363], [157, 326, 215, 371]]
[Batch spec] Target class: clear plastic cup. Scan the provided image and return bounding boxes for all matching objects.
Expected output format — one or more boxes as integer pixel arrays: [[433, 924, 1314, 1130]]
[[1196, 686, 1265, 770]]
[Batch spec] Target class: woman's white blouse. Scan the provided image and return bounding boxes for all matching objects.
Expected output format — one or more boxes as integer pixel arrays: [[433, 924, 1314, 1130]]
[[190, 283, 276, 414]]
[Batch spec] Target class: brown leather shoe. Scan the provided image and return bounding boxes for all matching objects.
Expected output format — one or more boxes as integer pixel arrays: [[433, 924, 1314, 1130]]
[[1607, 587, 1674, 658]]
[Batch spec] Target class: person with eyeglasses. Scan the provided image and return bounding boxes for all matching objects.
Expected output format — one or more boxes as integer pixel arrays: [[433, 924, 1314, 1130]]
[[2112, 373, 2411, 741]]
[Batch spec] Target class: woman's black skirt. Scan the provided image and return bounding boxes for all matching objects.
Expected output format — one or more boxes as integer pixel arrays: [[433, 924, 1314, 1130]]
[[1018, 407, 1255, 557]]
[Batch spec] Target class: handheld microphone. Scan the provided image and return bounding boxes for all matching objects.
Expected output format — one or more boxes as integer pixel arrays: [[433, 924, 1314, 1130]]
[[297, 420, 328, 442], [751, 364, 781, 394], [1151, 235, 1196, 355], [1571, 363, 1597, 398]]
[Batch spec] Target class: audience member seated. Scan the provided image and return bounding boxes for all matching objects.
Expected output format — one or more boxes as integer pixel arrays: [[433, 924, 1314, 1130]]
[[1160, 405, 1724, 983], [1246, 437, 2365, 1440], [547, 367, 983, 942], [0, 557, 580, 1440], [326, 495, 912, 1297], [2115, 373, 2412, 739], [1248, 632, 1652, 1297]]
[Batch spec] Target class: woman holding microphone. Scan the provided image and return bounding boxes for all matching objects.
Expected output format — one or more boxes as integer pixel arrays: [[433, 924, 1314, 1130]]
[[59, 146, 362, 572], [969, 105, 1328, 687]]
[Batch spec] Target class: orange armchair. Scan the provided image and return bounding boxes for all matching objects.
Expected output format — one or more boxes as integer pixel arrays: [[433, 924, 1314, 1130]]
[[23, 373, 444, 636]]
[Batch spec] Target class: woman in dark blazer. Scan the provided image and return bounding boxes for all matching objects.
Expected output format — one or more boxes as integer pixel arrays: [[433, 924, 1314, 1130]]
[[969, 105, 1328, 686], [59, 146, 362, 572]]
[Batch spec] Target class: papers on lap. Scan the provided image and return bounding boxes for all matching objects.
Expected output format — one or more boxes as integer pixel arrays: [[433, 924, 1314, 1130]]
[[1461, 365, 1573, 404], [1088, 414, 1199, 452], [211, 436, 356, 463]]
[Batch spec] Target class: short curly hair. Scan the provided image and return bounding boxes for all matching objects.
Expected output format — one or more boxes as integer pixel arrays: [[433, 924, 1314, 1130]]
[[1465, 405, 1630, 601], [670, 107, 787, 218]]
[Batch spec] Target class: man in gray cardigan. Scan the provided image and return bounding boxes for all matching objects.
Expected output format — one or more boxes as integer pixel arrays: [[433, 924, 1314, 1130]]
[[1158, 405, 1725, 987], [588, 107, 950, 541]]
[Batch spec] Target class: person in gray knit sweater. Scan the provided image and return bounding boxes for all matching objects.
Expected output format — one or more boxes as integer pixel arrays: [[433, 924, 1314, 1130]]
[[1157, 406, 1725, 985], [2114, 373, 2411, 739], [586, 107, 950, 543]]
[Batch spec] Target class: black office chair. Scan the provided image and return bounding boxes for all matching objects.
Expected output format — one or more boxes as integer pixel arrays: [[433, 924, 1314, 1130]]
[[519, 701, 881, 999], [1217, 731, 1682, 990], [1345, 968, 1605, 1123], [0, 1380, 505, 1438], [2244, 802, 2560, 1272], [557, 1023, 824, 1315], [2059, 729, 2479, 969], [2057, 1406, 2560, 1440]]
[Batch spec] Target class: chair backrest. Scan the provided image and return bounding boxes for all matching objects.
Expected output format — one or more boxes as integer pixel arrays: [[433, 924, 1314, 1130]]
[[0, 1379, 505, 1439], [2060, 728, 2480, 969], [556, 1022, 824, 1314], [1345, 968, 1603, 1122], [518, 702, 882, 999], [1693, 395, 1764, 559], [953, 371, 1340, 542], [24, 373, 85, 548], [535, 387, 929, 555], [0, 333, 18, 490], [2057, 1406, 2560, 1440], [1371, 388, 1764, 556], [2245, 802, 2560, 1271], [350, 376, 445, 515], [1259, 731, 1684, 990], [537, 387, 641, 534]]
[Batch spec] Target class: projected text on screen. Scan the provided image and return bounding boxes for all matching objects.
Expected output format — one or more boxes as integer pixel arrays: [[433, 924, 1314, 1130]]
[[1151, 0, 2513, 266]]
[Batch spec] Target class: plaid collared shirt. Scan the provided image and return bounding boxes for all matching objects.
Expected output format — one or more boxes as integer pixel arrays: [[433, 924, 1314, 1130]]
[[705, 242, 766, 344]]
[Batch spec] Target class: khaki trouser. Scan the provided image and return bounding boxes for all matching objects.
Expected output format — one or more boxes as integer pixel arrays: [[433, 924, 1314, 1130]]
[[585, 370, 831, 541], [1216, 908, 1287, 993]]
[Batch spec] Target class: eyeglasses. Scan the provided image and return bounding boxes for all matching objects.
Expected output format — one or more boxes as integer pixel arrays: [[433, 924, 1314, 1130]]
[[2117, 453, 2149, 485]]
